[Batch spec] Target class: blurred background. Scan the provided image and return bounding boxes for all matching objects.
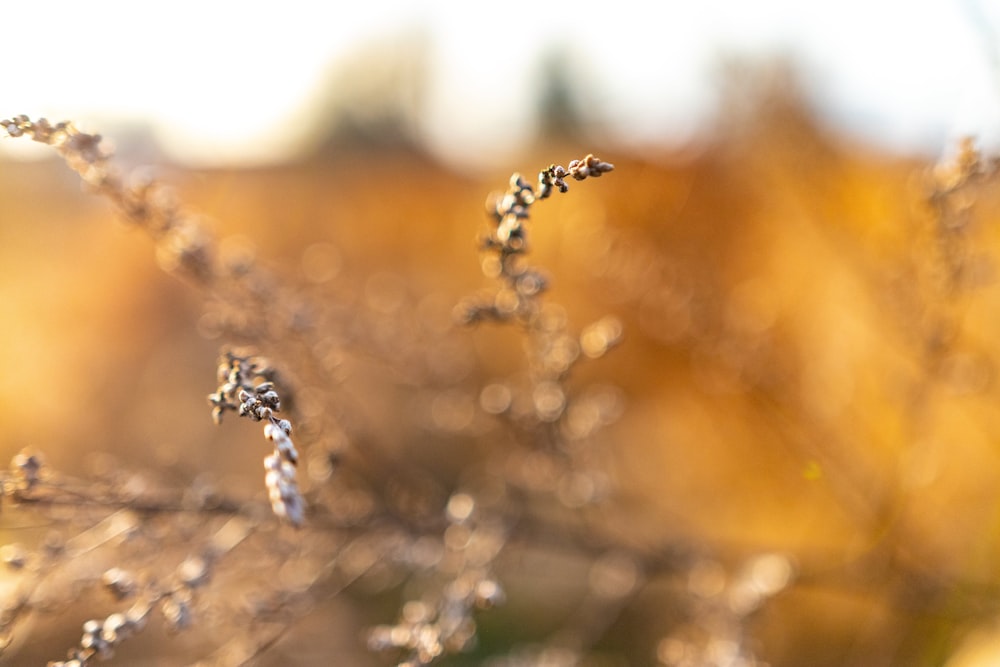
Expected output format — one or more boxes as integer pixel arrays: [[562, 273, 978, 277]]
[[6, 1, 1000, 666], [2, 0, 1000, 168]]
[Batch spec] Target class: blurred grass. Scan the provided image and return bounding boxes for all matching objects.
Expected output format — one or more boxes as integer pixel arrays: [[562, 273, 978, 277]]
[[4, 90, 1000, 665]]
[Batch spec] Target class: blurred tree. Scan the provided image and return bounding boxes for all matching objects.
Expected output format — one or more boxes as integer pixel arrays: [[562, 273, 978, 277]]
[[533, 46, 590, 145], [308, 27, 430, 156]]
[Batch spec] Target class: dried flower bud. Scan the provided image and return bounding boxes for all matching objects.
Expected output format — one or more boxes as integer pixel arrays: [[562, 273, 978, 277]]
[[2, 119, 23, 138], [79, 617, 116, 660], [81, 618, 101, 642], [263, 453, 304, 526], [161, 592, 192, 632], [101, 613, 130, 644], [264, 422, 299, 464], [539, 164, 570, 199], [102, 567, 137, 600], [177, 555, 210, 589], [567, 154, 614, 181]]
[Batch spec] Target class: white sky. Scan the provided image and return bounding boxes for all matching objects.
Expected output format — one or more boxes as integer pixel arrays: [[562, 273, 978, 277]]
[[2, 0, 999, 167]]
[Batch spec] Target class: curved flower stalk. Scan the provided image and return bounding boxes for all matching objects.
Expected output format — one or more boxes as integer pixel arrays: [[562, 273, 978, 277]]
[[208, 350, 304, 526]]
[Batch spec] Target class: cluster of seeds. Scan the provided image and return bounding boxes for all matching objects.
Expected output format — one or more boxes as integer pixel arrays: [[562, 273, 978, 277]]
[[47, 516, 250, 666], [262, 421, 303, 525], [457, 154, 613, 327], [47, 601, 152, 666], [539, 154, 614, 199], [368, 493, 506, 666], [209, 351, 303, 526]]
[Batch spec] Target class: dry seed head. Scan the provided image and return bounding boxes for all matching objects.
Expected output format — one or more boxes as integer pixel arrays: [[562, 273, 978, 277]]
[[101, 613, 130, 644], [263, 452, 304, 526], [161, 590, 193, 632], [102, 567, 137, 600], [264, 421, 299, 464]]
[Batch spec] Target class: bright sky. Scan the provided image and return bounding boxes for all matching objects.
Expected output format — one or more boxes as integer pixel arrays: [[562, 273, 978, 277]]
[[2, 0, 999, 168]]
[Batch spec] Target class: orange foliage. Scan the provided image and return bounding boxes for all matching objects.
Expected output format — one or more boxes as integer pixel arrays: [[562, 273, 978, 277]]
[[4, 98, 1000, 664]]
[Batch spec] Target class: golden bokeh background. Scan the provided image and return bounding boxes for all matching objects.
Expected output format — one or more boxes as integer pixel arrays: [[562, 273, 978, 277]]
[[4, 28, 1000, 667]]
